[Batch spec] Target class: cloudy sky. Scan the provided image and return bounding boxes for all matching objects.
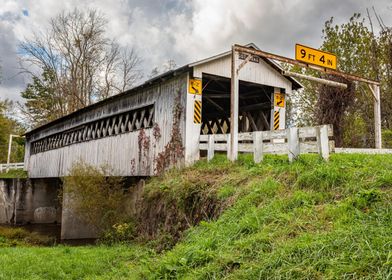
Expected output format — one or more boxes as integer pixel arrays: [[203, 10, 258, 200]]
[[1, 0, 391, 102]]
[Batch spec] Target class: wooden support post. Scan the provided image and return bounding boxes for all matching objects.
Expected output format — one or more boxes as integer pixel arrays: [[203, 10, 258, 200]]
[[374, 85, 382, 149], [234, 44, 380, 86], [230, 45, 239, 161], [317, 125, 330, 161], [246, 112, 258, 131], [287, 127, 300, 163], [283, 71, 348, 89], [253, 131, 264, 163], [207, 135, 215, 162]]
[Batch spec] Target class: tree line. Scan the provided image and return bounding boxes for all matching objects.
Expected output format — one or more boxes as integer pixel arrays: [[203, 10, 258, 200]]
[[289, 11, 392, 148], [0, 100, 24, 163]]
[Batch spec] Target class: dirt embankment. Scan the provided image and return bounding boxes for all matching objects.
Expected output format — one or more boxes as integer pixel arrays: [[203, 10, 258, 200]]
[[131, 162, 247, 250]]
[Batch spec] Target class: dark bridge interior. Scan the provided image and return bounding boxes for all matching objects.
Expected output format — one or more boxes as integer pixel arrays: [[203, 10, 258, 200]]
[[201, 74, 277, 134]]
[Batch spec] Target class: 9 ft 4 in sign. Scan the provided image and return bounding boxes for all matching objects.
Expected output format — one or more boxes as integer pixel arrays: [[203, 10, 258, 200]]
[[295, 44, 337, 70]]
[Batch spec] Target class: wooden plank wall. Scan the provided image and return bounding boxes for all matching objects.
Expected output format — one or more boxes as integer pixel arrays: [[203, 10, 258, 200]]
[[25, 74, 188, 178], [193, 54, 292, 92]]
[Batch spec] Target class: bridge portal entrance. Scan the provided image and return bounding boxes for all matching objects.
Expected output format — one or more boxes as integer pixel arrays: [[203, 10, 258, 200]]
[[201, 74, 276, 135]]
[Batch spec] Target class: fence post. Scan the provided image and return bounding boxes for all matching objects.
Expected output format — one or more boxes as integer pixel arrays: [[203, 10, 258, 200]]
[[319, 125, 330, 161], [207, 135, 215, 161], [253, 131, 264, 163], [226, 134, 231, 159], [287, 127, 300, 163]]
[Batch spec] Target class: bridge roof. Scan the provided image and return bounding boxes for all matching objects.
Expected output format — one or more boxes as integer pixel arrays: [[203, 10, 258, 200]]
[[25, 43, 301, 136]]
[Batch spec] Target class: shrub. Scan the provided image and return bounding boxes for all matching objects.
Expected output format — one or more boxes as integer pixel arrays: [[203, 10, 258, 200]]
[[0, 227, 28, 239], [100, 222, 136, 245], [62, 161, 130, 237], [0, 226, 56, 246]]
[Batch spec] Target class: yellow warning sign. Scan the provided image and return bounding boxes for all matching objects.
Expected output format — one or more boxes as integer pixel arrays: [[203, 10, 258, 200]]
[[194, 100, 202, 124], [295, 44, 337, 70], [274, 93, 285, 108], [274, 110, 280, 130], [189, 79, 202, 95]]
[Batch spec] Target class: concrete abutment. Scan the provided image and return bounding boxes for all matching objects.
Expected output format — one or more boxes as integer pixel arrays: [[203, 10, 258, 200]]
[[0, 178, 96, 240], [0, 177, 146, 240], [0, 178, 61, 225]]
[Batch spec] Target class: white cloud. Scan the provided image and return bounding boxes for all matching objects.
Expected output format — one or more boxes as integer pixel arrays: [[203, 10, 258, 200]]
[[0, 84, 24, 101], [0, 0, 392, 102]]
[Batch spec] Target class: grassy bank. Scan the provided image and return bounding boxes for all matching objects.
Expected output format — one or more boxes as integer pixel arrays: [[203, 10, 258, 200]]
[[0, 154, 391, 279], [0, 169, 27, 179], [0, 244, 153, 279]]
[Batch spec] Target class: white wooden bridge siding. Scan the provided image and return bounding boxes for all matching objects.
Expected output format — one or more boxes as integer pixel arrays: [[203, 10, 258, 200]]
[[192, 53, 292, 94], [25, 74, 188, 178]]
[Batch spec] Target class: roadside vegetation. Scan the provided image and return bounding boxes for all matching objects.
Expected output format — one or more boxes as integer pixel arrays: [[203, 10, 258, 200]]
[[0, 99, 25, 163], [62, 162, 134, 240], [0, 154, 391, 279], [0, 169, 28, 179]]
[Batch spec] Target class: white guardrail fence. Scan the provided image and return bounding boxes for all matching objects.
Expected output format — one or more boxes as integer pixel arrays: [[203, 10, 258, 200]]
[[0, 162, 25, 173], [335, 148, 392, 154], [200, 125, 334, 163]]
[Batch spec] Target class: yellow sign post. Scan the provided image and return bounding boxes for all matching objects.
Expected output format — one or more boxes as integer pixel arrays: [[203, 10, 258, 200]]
[[189, 79, 202, 95], [274, 93, 285, 108], [295, 44, 337, 70]]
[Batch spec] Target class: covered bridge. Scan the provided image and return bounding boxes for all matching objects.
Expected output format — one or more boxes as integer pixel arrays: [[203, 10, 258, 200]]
[[24, 43, 301, 178]]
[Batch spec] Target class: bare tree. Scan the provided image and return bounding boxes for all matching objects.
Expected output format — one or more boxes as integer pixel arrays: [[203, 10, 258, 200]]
[[315, 76, 355, 147], [19, 9, 142, 127], [162, 59, 177, 72], [148, 59, 177, 79]]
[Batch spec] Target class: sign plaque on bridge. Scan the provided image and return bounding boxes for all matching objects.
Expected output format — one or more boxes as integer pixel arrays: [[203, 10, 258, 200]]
[[295, 44, 337, 70], [189, 79, 202, 95], [274, 93, 285, 108]]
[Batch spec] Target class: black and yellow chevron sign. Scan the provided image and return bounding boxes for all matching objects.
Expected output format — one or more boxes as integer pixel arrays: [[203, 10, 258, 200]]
[[274, 110, 280, 130], [194, 100, 202, 124]]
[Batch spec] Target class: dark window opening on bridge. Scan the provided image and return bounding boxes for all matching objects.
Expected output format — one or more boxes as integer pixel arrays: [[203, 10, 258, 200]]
[[201, 74, 273, 135], [31, 104, 155, 155]]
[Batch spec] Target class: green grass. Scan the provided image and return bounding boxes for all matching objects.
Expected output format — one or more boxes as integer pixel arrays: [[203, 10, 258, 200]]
[[0, 245, 154, 280], [0, 169, 27, 178], [1, 154, 392, 279]]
